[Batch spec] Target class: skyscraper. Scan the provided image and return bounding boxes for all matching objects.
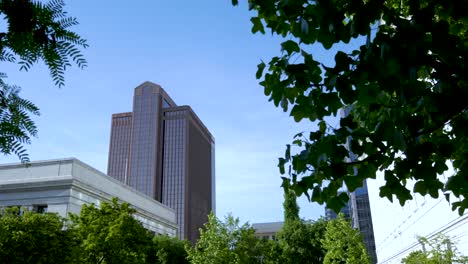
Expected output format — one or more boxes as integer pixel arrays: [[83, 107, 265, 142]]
[[349, 181, 377, 264], [107, 81, 215, 241], [325, 106, 377, 264]]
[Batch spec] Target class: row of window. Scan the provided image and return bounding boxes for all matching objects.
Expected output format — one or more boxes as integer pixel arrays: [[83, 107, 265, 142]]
[[1, 205, 48, 215]]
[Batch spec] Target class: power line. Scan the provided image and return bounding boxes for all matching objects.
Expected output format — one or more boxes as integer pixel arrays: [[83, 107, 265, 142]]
[[377, 198, 443, 251], [379, 214, 468, 263], [377, 200, 427, 250], [398, 199, 444, 236]]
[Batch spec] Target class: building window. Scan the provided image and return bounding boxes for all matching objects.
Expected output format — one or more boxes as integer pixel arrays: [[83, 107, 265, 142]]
[[33, 205, 48, 214], [1, 206, 21, 215], [163, 99, 172, 108]]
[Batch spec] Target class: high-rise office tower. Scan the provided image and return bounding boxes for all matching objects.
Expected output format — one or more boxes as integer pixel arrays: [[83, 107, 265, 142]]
[[325, 183, 377, 264], [107, 81, 215, 242], [348, 181, 377, 264], [325, 107, 377, 264]]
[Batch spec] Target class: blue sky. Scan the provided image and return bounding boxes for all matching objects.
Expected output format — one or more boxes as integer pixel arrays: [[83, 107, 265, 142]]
[[2, 1, 467, 262]]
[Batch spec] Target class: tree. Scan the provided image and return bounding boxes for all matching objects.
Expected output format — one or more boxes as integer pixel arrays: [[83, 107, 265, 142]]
[[0, 77, 40, 162], [322, 214, 370, 264], [233, 0, 468, 214], [283, 187, 300, 222], [0, 207, 79, 263], [146, 235, 190, 264], [402, 234, 468, 264], [402, 251, 430, 264], [0, 0, 87, 162], [69, 198, 152, 264], [278, 188, 327, 264], [278, 218, 328, 264], [187, 212, 262, 264], [256, 238, 283, 264]]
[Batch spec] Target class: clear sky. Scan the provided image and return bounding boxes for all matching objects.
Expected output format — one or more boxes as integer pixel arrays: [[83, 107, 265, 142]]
[[1, 1, 466, 262]]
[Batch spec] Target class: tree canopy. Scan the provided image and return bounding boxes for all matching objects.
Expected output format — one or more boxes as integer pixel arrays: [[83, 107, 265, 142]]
[[279, 188, 328, 264], [69, 198, 153, 264], [0, 207, 79, 264], [187, 212, 263, 264], [233, 0, 468, 214], [322, 214, 370, 264], [147, 235, 190, 264], [0, 0, 87, 162], [0, 199, 192, 264], [401, 234, 468, 264]]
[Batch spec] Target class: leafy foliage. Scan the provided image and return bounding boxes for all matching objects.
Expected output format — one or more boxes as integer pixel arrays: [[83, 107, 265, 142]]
[[234, 0, 468, 214], [278, 188, 328, 264], [322, 214, 370, 264], [278, 218, 327, 264], [283, 187, 300, 222], [69, 198, 153, 264], [402, 234, 468, 264], [0, 0, 87, 162], [146, 235, 190, 264], [0, 0, 88, 86], [0, 75, 40, 162], [402, 251, 430, 264], [0, 199, 193, 264], [187, 212, 263, 264], [0, 207, 79, 264], [255, 238, 283, 264]]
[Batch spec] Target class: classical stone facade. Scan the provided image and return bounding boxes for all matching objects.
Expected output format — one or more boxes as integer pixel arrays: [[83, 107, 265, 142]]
[[0, 158, 178, 236], [252, 222, 283, 240]]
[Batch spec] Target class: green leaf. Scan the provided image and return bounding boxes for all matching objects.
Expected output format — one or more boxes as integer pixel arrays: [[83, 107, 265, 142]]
[[334, 51, 349, 71], [413, 181, 427, 195], [319, 120, 326, 133], [281, 40, 300, 55], [285, 144, 291, 161], [292, 139, 303, 146], [326, 194, 349, 214], [393, 131, 407, 152], [344, 176, 362, 192], [250, 17, 265, 34], [278, 158, 286, 174], [256, 61, 266, 79]]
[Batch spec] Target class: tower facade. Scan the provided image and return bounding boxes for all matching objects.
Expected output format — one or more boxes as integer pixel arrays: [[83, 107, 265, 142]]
[[325, 106, 377, 264], [107, 82, 215, 241], [324, 183, 377, 264], [349, 181, 377, 264]]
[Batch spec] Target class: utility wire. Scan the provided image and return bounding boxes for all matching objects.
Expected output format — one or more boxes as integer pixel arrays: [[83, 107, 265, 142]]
[[379, 214, 468, 264], [377, 199, 441, 251], [398, 199, 444, 237]]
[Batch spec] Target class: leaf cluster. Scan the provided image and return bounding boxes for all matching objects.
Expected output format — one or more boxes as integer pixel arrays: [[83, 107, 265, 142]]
[[0, 0, 88, 87], [0, 74, 40, 162], [0, 208, 79, 264], [235, 0, 468, 214], [277, 218, 328, 264], [187, 191, 370, 264], [0, 199, 193, 264], [402, 234, 468, 264], [322, 214, 370, 264], [187, 212, 264, 264], [0, 0, 87, 162], [69, 198, 153, 264], [147, 235, 190, 264]]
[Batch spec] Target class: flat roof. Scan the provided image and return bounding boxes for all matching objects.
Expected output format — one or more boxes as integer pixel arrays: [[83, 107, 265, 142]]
[[0, 158, 176, 225], [252, 221, 284, 233]]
